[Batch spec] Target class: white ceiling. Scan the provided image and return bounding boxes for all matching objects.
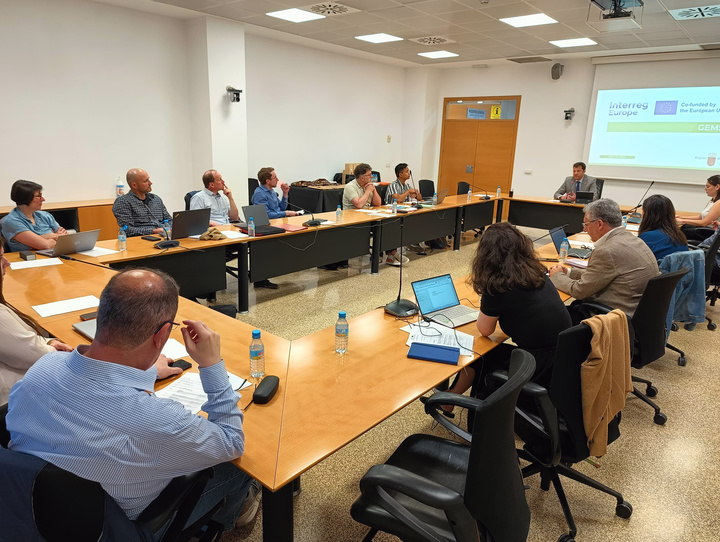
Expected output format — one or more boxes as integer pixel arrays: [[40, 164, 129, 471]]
[[102, 0, 720, 66]]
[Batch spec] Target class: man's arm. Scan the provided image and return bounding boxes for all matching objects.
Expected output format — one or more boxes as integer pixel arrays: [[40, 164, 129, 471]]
[[554, 179, 569, 200], [254, 189, 286, 219], [222, 186, 240, 222], [351, 183, 378, 209], [550, 249, 618, 301]]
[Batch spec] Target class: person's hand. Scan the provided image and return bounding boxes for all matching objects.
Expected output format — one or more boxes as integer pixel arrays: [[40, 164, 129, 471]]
[[364, 183, 376, 194], [181, 320, 222, 368], [56, 227, 68, 235], [155, 354, 183, 380], [712, 220, 719, 230], [48, 339, 73, 352], [676, 217, 685, 225], [286, 210, 298, 217], [567, 192, 577, 202], [221, 183, 233, 199], [548, 265, 567, 277], [280, 182, 290, 196], [153, 227, 165, 234], [41, 232, 59, 241]]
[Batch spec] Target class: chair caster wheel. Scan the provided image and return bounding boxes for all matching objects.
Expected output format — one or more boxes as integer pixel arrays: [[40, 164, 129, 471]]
[[558, 534, 575, 542], [646, 385, 658, 397], [678, 356, 686, 366], [708, 322, 717, 331], [654, 412, 667, 425], [671, 323, 678, 331], [616, 501, 633, 518]]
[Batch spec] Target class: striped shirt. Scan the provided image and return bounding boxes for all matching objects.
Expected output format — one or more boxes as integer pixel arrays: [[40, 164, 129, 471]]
[[7, 346, 244, 520], [112, 191, 172, 236]]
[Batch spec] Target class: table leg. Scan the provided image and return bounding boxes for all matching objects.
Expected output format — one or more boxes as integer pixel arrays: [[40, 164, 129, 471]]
[[371, 221, 381, 275], [238, 244, 249, 314], [262, 482, 294, 541], [453, 208, 462, 251], [495, 199, 504, 223]]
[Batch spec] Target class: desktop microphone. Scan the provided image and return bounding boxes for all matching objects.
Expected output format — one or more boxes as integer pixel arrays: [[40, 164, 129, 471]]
[[464, 182, 491, 200], [531, 224, 569, 244], [58, 254, 120, 271], [626, 181, 655, 217], [384, 216, 420, 318], [286, 201, 327, 227]]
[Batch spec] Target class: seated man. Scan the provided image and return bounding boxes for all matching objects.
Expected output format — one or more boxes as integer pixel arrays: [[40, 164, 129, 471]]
[[190, 169, 239, 226], [385, 163, 420, 205], [112, 168, 172, 236], [554, 162, 598, 202], [251, 167, 299, 219], [7, 268, 260, 535], [549, 199, 659, 323]]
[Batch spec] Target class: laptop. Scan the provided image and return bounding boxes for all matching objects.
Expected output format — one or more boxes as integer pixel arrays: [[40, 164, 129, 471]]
[[35, 229, 101, 257], [411, 274, 479, 328], [170, 208, 211, 239], [549, 226, 593, 259], [420, 188, 449, 205], [237, 205, 286, 236], [575, 191, 595, 204]]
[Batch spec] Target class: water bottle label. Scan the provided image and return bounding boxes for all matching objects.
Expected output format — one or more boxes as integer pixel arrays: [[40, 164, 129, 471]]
[[250, 348, 264, 359]]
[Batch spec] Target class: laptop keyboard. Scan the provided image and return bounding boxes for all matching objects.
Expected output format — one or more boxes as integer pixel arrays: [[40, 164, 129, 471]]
[[433, 305, 478, 321]]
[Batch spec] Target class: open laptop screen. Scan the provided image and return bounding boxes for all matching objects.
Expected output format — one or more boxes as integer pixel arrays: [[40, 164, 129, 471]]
[[548, 226, 566, 254], [411, 274, 461, 315]]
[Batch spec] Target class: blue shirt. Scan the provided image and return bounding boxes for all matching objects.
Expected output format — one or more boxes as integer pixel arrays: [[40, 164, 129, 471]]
[[1, 207, 60, 251], [190, 188, 231, 225], [7, 347, 245, 520], [251, 185, 288, 218], [639, 229, 689, 261]]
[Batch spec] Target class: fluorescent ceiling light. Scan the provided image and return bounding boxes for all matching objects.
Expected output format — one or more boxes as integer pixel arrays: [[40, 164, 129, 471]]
[[549, 37, 597, 48], [418, 50, 459, 59], [355, 33, 403, 44], [500, 13, 557, 28], [266, 8, 325, 23]]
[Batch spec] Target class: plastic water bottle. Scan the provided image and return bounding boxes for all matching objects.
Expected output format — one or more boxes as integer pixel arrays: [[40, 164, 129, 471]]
[[622, 215, 628, 229], [432, 192, 437, 206], [336, 205, 342, 223], [115, 175, 125, 198], [250, 329, 265, 380], [467, 187, 472, 202], [162, 219, 171, 240], [559, 237, 569, 263], [496, 186, 502, 199], [392, 199, 397, 215], [248, 217, 255, 238], [118, 225, 127, 251], [335, 311, 348, 354]]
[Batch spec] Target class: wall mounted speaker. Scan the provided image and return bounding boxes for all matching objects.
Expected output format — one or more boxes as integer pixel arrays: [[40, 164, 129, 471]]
[[551, 63, 564, 80]]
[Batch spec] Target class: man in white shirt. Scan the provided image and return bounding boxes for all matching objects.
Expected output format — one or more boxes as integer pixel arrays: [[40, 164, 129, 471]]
[[190, 170, 239, 226]]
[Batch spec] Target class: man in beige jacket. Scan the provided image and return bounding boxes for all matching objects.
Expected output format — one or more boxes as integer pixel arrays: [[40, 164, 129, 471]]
[[549, 199, 659, 324]]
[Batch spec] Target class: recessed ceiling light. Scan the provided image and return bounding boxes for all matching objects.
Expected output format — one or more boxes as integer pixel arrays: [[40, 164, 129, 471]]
[[355, 33, 403, 44], [477, 101, 483, 104], [549, 37, 597, 48], [266, 8, 325, 23], [500, 13, 558, 28], [418, 50, 459, 59], [457, 100, 463, 103]]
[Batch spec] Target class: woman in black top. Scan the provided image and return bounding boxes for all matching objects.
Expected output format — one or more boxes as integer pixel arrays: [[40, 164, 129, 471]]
[[442, 222, 571, 410]]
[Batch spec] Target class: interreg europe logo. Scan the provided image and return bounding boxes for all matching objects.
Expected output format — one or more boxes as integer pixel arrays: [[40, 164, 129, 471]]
[[654, 100, 678, 115]]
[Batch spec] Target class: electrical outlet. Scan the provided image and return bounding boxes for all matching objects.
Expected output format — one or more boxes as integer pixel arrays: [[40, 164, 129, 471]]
[[524, 169, 532, 174], [387, 135, 391, 143]]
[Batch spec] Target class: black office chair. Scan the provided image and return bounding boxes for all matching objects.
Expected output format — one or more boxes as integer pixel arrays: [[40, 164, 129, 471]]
[[184, 190, 199, 211], [376, 183, 388, 204], [581, 268, 689, 425], [418, 179, 434, 199], [457, 181, 470, 196], [692, 230, 720, 330], [247, 178, 259, 203], [0, 404, 223, 542], [492, 324, 632, 542], [351, 350, 535, 542], [595, 178, 604, 198], [333, 172, 355, 184]]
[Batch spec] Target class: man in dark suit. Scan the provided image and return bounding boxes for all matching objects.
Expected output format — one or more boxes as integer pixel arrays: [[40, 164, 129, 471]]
[[554, 162, 597, 202]]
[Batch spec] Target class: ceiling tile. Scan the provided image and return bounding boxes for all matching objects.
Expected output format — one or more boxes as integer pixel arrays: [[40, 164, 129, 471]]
[[342, 0, 398, 10], [201, 4, 256, 18], [369, 5, 425, 19], [223, 0, 286, 13], [402, 14, 455, 27], [458, 19, 514, 33], [237, 13, 291, 27], [593, 32, 643, 44], [478, 3, 543, 19], [642, 37, 695, 46], [330, 11, 388, 24], [410, 0, 470, 15], [434, 9, 493, 24]]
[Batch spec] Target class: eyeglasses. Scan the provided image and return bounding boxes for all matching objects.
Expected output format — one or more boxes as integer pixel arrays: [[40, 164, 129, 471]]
[[582, 219, 599, 228], [154, 321, 180, 334]]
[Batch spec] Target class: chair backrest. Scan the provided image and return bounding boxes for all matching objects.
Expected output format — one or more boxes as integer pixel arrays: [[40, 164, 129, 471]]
[[595, 178, 604, 198], [703, 231, 720, 287], [464, 349, 534, 542], [631, 268, 689, 367], [376, 183, 388, 203], [332, 172, 355, 184], [184, 190, 199, 211], [372, 170, 382, 183], [457, 181, 470, 196], [418, 179, 434, 199], [247, 178, 259, 203], [0, 403, 9, 448]]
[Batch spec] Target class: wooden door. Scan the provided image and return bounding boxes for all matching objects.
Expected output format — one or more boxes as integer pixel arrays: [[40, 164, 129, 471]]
[[437, 121, 477, 195]]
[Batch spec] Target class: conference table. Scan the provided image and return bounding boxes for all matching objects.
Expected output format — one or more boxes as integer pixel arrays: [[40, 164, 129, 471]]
[[5, 253, 506, 542]]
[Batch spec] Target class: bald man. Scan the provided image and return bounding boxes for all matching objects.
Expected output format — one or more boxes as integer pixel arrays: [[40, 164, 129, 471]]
[[7, 268, 260, 534], [112, 168, 172, 236]]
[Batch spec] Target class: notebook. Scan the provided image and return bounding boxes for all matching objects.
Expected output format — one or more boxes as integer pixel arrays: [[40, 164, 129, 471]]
[[549, 226, 593, 259], [410, 274, 479, 328], [170, 208, 210, 239], [237, 205, 286, 236], [420, 188, 449, 205], [35, 229, 101, 257]]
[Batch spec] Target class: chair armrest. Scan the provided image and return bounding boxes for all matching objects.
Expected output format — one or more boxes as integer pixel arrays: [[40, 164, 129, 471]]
[[578, 301, 614, 317], [423, 392, 481, 442]]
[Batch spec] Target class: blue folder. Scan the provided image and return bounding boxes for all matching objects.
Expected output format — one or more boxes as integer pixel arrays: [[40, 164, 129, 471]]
[[407, 342, 460, 365]]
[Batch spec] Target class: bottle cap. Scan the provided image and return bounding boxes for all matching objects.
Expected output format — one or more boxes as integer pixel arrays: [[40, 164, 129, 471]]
[[562, 237, 568, 242], [339, 311, 346, 318], [249, 217, 254, 222], [252, 329, 261, 339]]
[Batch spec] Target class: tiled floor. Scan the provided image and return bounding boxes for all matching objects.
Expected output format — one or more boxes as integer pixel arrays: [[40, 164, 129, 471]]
[[206, 231, 720, 542]]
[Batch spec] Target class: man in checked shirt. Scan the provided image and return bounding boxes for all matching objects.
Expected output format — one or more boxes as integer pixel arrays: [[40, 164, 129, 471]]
[[113, 168, 172, 236]]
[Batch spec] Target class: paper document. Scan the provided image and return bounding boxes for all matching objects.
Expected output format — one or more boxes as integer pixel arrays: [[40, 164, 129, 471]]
[[404, 322, 475, 356], [566, 259, 589, 269], [78, 247, 120, 257], [625, 224, 639, 232], [10, 258, 63, 270], [161, 338, 189, 360], [155, 372, 253, 414], [32, 295, 99, 318]]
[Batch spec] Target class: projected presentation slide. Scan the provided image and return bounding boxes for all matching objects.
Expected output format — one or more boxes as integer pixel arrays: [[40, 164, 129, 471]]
[[588, 87, 720, 171]]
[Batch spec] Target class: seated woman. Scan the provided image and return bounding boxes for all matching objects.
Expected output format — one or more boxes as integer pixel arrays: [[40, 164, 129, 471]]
[[638, 194, 689, 261], [0, 238, 72, 404], [438, 222, 572, 411], [1, 180, 67, 252], [675, 175, 720, 241]]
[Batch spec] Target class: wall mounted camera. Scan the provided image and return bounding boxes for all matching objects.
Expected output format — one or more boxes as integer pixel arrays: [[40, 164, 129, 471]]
[[226, 86, 242, 102], [564, 108, 575, 121]]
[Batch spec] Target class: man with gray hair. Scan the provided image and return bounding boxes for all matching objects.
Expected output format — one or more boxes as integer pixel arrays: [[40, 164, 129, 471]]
[[7, 268, 260, 535], [549, 198, 659, 322]]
